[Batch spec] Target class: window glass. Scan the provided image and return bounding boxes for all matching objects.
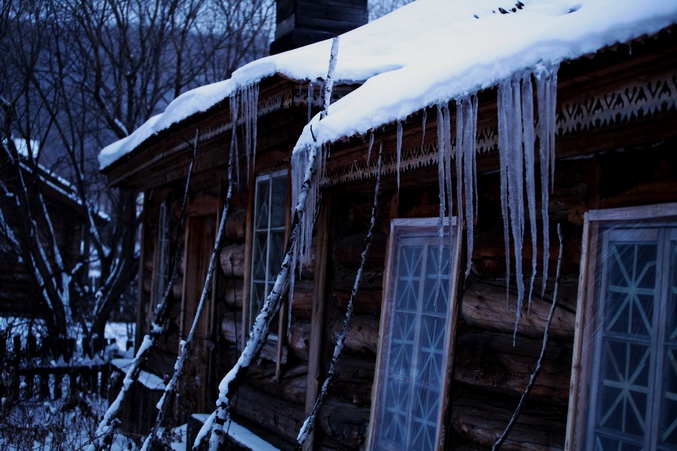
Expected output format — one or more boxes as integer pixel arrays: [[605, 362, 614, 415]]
[[370, 219, 459, 451], [249, 170, 287, 336], [576, 211, 677, 451]]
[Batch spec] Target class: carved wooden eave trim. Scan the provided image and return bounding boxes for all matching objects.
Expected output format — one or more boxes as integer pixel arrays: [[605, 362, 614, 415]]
[[322, 69, 677, 187], [107, 81, 324, 186]]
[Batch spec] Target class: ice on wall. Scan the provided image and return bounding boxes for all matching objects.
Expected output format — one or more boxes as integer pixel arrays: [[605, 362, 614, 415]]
[[497, 65, 558, 341]]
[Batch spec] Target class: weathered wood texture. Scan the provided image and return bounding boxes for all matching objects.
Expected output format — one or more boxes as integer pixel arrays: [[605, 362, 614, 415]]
[[232, 384, 306, 446], [455, 332, 572, 404], [319, 399, 370, 450], [328, 314, 378, 355], [451, 396, 566, 451], [461, 282, 575, 339]]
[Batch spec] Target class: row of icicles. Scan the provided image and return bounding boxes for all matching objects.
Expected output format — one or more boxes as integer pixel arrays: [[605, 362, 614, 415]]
[[196, 63, 559, 446]]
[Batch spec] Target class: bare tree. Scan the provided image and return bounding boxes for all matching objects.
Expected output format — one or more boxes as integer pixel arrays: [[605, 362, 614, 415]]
[[0, 0, 274, 350]]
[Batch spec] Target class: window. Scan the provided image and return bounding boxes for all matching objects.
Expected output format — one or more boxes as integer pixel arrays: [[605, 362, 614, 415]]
[[568, 204, 677, 451], [151, 200, 170, 310], [248, 170, 288, 337], [368, 218, 461, 451]]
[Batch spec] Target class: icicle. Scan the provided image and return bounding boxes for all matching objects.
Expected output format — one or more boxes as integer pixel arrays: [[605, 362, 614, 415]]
[[396, 120, 403, 192], [521, 73, 537, 309], [230, 93, 240, 187], [443, 105, 453, 226], [497, 83, 511, 307], [307, 82, 313, 123], [455, 99, 464, 256], [436, 104, 448, 306], [366, 132, 374, 163], [421, 108, 428, 148], [462, 95, 478, 277], [536, 64, 559, 297], [508, 75, 525, 344]]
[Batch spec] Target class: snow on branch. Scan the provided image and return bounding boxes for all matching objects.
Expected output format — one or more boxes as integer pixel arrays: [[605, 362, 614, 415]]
[[87, 129, 200, 451], [297, 140, 383, 447], [199, 36, 341, 451], [141, 133, 236, 451]]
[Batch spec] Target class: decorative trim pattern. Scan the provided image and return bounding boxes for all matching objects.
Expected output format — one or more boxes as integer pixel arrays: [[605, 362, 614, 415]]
[[324, 70, 677, 187]]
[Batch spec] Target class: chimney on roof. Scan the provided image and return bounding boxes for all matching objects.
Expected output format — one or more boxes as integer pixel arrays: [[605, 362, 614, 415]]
[[270, 0, 368, 55]]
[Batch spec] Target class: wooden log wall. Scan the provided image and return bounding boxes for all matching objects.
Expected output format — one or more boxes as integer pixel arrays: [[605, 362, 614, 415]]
[[315, 125, 677, 450]]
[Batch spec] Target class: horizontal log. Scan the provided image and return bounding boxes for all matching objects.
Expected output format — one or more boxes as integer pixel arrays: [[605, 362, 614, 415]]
[[319, 399, 370, 449], [462, 282, 575, 339], [454, 332, 572, 404], [333, 268, 383, 316], [330, 356, 375, 406], [225, 208, 246, 243], [246, 361, 308, 405], [219, 244, 245, 278], [221, 279, 243, 309], [233, 384, 306, 445], [333, 232, 386, 271], [290, 280, 314, 318], [451, 396, 566, 451], [289, 320, 311, 361], [220, 316, 287, 364], [328, 314, 378, 355]]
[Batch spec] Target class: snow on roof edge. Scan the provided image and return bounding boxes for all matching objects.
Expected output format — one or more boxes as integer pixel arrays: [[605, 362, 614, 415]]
[[98, 0, 677, 171]]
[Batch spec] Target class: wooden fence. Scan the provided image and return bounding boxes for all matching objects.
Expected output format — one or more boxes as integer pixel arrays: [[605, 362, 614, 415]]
[[1, 333, 112, 401]]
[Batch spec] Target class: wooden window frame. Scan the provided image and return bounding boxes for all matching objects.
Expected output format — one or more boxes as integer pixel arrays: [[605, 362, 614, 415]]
[[566, 202, 677, 450], [367, 217, 462, 451], [242, 169, 290, 371]]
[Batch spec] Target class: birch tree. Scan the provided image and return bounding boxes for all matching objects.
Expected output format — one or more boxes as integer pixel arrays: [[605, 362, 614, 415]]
[[0, 0, 274, 350]]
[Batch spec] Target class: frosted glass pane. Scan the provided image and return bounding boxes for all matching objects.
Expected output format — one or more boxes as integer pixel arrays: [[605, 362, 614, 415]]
[[374, 225, 454, 451], [605, 242, 657, 337], [271, 175, 287, 228], [659, 242, 677, 448], [254, 178, 270, 229]]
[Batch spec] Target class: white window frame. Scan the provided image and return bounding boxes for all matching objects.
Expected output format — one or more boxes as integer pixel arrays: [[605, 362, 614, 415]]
[[367, 217, 462, 451], [566, 202, 677, 450]]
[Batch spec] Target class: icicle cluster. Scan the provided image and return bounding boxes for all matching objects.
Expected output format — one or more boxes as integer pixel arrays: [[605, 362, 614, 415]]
[[536, 66, 558, 297], [456, 95, 479, 277], [229, 83, 259, 185], [497, 65, 558, 342], [435, 95, 478, 278]]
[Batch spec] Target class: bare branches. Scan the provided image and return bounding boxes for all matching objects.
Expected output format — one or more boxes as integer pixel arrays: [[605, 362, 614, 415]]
[[297, 140, 383, 448], [492, 224, 564, 450]]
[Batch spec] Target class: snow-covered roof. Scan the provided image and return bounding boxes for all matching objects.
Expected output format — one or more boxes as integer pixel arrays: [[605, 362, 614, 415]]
[[98, 0, 677, 169]]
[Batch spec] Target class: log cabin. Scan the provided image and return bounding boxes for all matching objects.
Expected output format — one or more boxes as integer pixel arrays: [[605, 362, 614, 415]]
[[99, 0, 677, 449]]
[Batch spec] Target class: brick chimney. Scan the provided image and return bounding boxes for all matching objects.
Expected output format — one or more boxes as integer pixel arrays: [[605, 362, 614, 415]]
[[270, 0, 368, 55]]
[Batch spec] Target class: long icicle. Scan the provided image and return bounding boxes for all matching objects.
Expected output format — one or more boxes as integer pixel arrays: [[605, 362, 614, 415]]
[[88, 129, 200, 451], [462, 95, 478, 277], [522, 73, 538, 309], [201, 36, 341, 451], [141, 139, 237, 451], [537, 65, 558, 297], [297, 143, 383, 447], [497, 82, 512, 308]]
